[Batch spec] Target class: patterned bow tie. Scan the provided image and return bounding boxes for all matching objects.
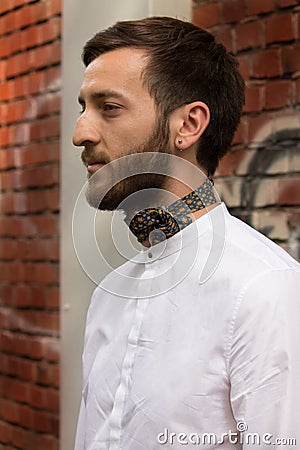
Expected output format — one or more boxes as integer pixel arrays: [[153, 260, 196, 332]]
[[129, 178, 216, 245]]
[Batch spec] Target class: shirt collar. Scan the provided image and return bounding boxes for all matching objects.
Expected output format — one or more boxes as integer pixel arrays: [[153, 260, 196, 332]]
[[132, 202, 227, 264]]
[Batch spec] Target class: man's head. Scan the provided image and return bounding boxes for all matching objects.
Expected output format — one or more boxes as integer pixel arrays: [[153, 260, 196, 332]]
[[81, 16, 245, 177]]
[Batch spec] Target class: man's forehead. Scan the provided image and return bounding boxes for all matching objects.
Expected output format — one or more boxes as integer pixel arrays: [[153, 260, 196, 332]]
[[81, 47, 148, 91]]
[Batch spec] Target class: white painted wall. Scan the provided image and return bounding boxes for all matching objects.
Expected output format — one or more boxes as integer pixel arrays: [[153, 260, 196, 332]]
[[60, 1, 191, 448]]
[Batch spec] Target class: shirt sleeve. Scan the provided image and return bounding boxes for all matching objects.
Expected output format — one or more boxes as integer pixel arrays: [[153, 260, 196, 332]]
[[227, 268, 300, 449]]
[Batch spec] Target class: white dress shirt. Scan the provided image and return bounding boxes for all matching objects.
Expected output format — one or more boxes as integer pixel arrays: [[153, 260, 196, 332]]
[[75, 203, 300, 450]]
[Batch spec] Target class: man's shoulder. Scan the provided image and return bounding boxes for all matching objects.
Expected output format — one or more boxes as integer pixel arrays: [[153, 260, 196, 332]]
[[223, 205, 299, 273]]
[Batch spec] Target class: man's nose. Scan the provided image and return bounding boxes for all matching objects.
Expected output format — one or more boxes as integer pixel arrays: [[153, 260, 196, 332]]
[[72, 114, 100, 147]]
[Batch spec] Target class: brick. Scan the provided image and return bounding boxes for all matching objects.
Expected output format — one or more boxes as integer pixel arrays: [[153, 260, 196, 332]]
[[34, 0, 54, 22], [37, 93, 61, 117], [0, 36, 11, 58], [39, 17, 61, 43], [10, 31, 26, 54], [282, 44, 300, 74], [232, 117, 249, 145], [277, 0, 298, 7], [251, 178, 280, 207], [265, 80, 292, 109], [21, 25, 42, 49], [9, 123, 30, 146], [9, 215, 58, 238], [14, 76, 29, 99], [0, 60, 6, 81], [214, 178, 243, 207], [5, 10, 21, 34], [289, 147, 300, 172], [17, 238, 58, 262], [26, 337, 46, 360], [0, 80, 14, 101], [0, 286, 13, 307], [0, 148, 14, 169], [222, 0, 245, 23], [236, 20, 262, 51], [18, 4, 37, 29], [13, 0, 32, 8], [11, 426, 35, 449], [32, 410, 53, 433], [296, 77, 300, 103], [50, 40, 61, 64], [278, 177, 300, 205], [5, 51, 32, 78], [216, 150, 235, 176], [28, 385, 46, 410], [46, 287, 60, 309], [25, 166, 60, 189], [24, 262, 58, 284], [0, 239, 18, 260], [27, 191, 48, 213], [252, 210, 289, 240], [0, 331, 14, 353], [0, 308, 10, 329], [238, 54, 251, 80], [266, 13, 295, 44], [45, 338, 60, 362], [247, 0, 276, 15], [0, 420, 12, 443], [193, 3, 221, 28], [6, 356, 37, 382], [44, 66, 61, 90], [28, 71, 45, 95], [248, 114, 273, 143], [0, 16, 5, 36], [50, 0, 62, 16], [36, 434, 58, 450], [252, 48, 282, 78], [29, 116, 60, 141], [1, 378, 28, 403], [37, 363, 55, 386], [46, 188, 60, 211], [46, 389, 59, 412], [6, 98, 37, 124], [214, 28, 233, 52], [51, 365, 60, 389], [1, 399, 19, 424], [0, 0, 12, 15], [0, 193, 13, 214], [266, 150, 290, 174]]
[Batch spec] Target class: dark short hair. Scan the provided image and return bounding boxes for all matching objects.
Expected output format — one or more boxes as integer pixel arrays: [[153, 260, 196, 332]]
[[82, 16, 245, 177]]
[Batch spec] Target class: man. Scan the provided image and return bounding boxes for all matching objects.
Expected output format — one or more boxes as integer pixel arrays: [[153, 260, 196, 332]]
[[73, 17, 300, 449]]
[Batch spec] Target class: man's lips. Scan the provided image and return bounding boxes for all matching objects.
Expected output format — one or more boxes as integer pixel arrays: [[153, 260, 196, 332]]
[[83, 159, 107, 174], [86, 162, 106, 174]]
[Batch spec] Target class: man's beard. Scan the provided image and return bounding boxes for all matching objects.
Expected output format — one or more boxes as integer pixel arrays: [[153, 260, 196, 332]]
[[84, 117, 172, 212]]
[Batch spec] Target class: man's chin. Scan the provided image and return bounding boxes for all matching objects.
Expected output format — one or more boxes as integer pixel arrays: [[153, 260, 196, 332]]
[[85, 187, 120, 211]]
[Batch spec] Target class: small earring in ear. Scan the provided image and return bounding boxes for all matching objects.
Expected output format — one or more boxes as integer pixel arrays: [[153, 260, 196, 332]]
[[177, 139, 183, 152]]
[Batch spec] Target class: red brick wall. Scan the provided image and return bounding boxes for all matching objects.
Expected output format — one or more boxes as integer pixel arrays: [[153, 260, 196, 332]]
[[194, 0, 300, 260], [0, 1, 61, 449]]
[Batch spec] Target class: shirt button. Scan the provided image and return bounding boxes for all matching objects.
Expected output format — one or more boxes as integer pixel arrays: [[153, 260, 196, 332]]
[[148, 252, 153, 258]]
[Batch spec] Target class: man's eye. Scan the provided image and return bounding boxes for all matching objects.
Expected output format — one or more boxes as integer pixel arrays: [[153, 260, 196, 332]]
[[104, 104, 120, 112]]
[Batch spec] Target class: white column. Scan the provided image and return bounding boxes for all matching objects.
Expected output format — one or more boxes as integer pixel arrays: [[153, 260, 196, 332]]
[[60, 1, 192, 448]]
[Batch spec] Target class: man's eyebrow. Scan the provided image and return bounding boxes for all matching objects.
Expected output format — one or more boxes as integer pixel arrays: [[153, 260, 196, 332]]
[[78, 90, 126, 104]]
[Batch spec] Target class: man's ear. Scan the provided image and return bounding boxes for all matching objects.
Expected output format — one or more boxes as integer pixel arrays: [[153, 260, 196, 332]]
[[170, 101, 210, 150]]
